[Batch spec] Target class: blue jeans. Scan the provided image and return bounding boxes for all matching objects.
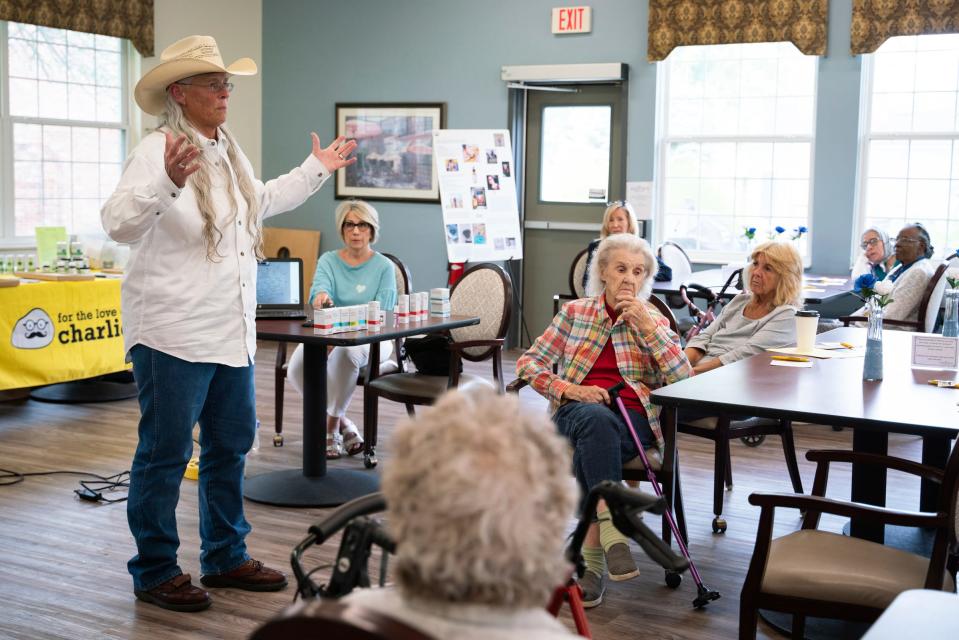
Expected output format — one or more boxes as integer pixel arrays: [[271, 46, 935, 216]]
[[127, 345, 256, 591], [554, 401, 656, 510]]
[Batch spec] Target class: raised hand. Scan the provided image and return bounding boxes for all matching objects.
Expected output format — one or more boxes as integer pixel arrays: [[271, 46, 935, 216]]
[[312, 133, 357, 173], [164, 131, 201, 188]]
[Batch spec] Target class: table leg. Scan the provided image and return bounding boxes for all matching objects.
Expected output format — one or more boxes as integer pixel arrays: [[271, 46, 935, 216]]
[[244, 342, 380, 507], [850, 429, 887, 542]]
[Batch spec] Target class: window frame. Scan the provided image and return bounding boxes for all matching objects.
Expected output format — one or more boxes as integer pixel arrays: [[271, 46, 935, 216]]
[[853, 37, 959, 263], [653, 43, 819, 266], [0, 20, 132, 248]]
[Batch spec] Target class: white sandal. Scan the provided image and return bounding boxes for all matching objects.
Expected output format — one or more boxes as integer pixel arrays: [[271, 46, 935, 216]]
[[326, 431, 343, 460], [339, 417, 364, 457]]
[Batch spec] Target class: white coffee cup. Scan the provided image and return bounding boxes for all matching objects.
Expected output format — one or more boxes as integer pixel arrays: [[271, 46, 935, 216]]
[[795, 310, 819, 352]]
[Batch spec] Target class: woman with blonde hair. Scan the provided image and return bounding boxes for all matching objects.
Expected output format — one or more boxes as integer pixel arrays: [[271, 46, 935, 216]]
[[287, 199, 397, 458], [684, 241, 803, 375], [344, 388, 578, 639]]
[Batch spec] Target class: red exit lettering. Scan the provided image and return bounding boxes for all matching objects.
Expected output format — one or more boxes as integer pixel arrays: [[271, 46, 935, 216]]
[[554, 7, 590, 34]]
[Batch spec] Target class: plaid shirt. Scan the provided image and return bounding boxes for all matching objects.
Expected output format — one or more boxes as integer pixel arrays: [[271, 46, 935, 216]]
[[516, 294, 692, 448]]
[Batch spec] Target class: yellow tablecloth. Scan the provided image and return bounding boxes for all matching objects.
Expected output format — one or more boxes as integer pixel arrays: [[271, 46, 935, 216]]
[[0, 278, 128, 390]]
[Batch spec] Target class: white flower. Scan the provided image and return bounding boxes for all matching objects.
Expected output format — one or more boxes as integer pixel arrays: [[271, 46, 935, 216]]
[[874, 279, 894, 296], [946, 266, 959, 281]]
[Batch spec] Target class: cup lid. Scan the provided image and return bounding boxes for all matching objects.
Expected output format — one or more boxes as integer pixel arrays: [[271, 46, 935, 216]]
[[795, 310, 820, 317]]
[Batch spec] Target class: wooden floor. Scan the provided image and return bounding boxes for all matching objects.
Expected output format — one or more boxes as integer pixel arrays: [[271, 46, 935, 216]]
[[0, 344, 932, 640]]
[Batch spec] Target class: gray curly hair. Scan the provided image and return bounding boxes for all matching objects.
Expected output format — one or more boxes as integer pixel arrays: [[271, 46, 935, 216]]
[[383, 388, 576, 608], [585, 233, 657, 299], [160, 90, 262, 262]]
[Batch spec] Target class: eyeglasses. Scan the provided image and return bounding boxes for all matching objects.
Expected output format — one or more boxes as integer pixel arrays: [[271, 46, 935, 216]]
[[607, 200, 627, 207], [175, 80, 234, 94], [893, 236, 921, 245], [342, 221, 372, 232], [860, 238, 881, 250]]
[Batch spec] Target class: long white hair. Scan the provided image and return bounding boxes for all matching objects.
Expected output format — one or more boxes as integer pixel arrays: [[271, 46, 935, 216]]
[[159, 91, 262, 261]]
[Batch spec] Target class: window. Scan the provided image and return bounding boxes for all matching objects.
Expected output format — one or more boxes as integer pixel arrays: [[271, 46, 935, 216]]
[[540, 105, 611, 203], [656, 42, 818, 263], [857, 34, 959, 258], [1, 21, 128, 243]]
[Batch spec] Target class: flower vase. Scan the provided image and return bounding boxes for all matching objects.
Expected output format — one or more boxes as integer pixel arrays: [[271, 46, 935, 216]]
[[863, 298, 883, 381], [942, 289, 959, 338]]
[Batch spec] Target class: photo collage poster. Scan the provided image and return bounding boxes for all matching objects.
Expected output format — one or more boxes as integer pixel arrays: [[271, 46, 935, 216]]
[[433, 129, 523, 262]]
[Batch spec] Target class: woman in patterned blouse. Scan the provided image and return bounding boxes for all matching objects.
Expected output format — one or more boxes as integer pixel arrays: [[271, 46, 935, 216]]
[[516, 233, 691, 609]]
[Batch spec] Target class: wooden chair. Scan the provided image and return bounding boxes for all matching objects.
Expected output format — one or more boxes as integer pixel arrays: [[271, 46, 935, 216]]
[[251, 600, 435, 640], [360, 263, 512, 468], [677, 413, 803, 534], [272, 253, 412, 447], [506, 294, 691, 565], [739, 442, 959, 639], [551, 247, 591, 317], [840, 262, 949, 333]]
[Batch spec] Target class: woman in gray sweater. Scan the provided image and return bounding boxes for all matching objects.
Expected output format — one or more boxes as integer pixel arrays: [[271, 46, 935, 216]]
[[685, 241, 803, 375]]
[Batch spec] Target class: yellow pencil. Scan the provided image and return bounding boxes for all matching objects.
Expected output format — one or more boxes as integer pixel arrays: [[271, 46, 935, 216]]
[[771, 355, 810, 363], [840, 342, 855, 349]]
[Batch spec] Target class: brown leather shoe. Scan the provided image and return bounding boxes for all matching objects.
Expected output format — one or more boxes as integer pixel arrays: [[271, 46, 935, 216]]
[[200, 559, 288, 592], [134, 574, 211, 612]]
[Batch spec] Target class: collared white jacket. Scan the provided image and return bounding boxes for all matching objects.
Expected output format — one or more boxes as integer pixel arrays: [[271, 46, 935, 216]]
[[101, 128, 329, 366]]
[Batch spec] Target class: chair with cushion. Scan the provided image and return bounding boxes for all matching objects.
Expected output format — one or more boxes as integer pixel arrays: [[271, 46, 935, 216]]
[[840, 262, 949, 333], [360, 263, 512, 468], [251, 600, 435, 640], [272, 252, 412, 447], [739, 442, 959, 639], [678, 413, 804, 534], [552, 247, 591, 317]]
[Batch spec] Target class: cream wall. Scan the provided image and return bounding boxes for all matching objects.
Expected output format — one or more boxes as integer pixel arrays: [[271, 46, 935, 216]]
[[142, 0, 263, 174]]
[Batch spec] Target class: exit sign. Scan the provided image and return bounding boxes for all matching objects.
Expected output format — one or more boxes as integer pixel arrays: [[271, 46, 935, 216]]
[[552, 6, 591, 34]]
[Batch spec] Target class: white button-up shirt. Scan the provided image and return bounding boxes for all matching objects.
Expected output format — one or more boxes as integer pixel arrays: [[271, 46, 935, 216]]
[[101, 128, 329, 367]]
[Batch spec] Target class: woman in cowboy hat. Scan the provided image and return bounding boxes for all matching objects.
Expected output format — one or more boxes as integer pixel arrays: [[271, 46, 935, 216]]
[[101, 35, 356, 613]]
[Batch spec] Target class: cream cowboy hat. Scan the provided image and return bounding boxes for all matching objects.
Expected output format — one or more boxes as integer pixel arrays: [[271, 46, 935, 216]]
[[134, 35, 257, 116]]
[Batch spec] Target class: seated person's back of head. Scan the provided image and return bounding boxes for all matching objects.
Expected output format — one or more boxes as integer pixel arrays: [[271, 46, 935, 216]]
[[344, 388, 579, 640]]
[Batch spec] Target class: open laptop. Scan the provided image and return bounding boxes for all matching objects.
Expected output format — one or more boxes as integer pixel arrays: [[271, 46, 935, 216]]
[[256, 258, 308, 320]]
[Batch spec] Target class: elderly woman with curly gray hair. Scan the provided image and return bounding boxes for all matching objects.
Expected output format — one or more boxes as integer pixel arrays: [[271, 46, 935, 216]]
[[344, 388, 579, 639], [516, 233, 692, 608]]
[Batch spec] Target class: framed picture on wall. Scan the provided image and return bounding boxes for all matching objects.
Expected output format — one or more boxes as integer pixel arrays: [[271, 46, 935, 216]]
[[335, 103, 447, 202]]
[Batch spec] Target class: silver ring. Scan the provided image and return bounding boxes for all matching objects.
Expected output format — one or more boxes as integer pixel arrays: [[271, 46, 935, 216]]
[[337, 153, 345, 160], [177, 163, 186, 169]]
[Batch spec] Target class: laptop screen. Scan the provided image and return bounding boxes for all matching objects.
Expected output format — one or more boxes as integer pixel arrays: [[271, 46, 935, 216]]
[[256, 258, 303, 309]]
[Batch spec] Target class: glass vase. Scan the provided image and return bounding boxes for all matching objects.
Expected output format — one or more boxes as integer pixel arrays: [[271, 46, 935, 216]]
[[863, 298, 883, 381], [942, 289, 959, 338]]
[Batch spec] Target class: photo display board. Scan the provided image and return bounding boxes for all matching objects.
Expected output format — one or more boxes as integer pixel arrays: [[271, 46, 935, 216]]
[[433, 129, 523, 262]]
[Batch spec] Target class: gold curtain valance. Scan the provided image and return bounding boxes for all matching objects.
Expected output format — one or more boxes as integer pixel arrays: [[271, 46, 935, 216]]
[[851, 0, 959, 54], [647, 0, 828, 62], [0, 0, 154, 56]]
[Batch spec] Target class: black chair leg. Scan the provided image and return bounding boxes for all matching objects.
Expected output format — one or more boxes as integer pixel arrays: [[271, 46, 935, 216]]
[[725, 444, 733, 489], [362, 389, 379, 469], [781, 421, 804, 494], [405, 403, 416, 417], [273, 371, 285, 446], [792, 614, 806, 639], [713, 434, 730, 533]]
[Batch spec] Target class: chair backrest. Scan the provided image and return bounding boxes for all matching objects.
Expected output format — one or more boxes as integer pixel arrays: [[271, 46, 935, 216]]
[[568, 247, 590, 298], [657, 241, 693, 284], [381, 253, 412, 298], [920, 262, 949, 333], [449, 263, 513, 361], [647, 294, 680, 335], [251, 600, 435, 640]]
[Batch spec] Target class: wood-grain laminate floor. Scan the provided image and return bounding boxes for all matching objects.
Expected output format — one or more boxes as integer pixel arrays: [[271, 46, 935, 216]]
[[0, 343, 934, 639]]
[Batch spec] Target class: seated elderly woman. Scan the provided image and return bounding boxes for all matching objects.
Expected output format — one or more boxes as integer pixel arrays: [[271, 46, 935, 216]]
[[344, 389, 578, 640], [516, 234, 691, 608], [287, 199, 397, 458], [851, 226, 897, 281], [850, 222, 938, 325], [684, 241, 802, 375]]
